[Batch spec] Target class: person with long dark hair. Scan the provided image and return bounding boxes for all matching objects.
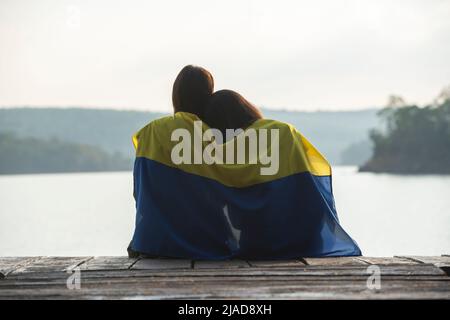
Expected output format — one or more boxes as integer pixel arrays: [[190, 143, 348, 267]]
[[128, 65, 214, 258], [203, 89, 263, 138], [172, 65, 214, 118]]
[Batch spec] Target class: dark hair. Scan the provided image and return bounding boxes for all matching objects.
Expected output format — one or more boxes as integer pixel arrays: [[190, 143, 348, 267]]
[[204, 90, 263, 137], [172, 65, 214, 118]]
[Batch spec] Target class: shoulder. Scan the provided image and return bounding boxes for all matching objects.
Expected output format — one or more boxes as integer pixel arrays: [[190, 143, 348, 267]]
[[139, 115, 173, 132], [252, 118, 300, 138], [132, 115, 172, 149], [141, 112, 200, 132], [132, 112, 200, 149]]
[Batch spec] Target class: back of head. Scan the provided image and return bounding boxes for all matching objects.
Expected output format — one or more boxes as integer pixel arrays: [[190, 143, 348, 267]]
[[172, 65, 214, 119], [204, 90, 263, 137]]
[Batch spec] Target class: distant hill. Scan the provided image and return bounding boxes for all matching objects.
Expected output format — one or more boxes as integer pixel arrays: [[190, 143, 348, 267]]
[[0, 132, 131, 174], [0, 107, 379, 170], [262, 108, 378, 163], [0, 108, 164, 159]]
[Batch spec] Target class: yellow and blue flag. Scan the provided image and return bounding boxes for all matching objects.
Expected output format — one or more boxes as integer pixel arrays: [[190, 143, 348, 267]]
[[130, 112, 361, 259]]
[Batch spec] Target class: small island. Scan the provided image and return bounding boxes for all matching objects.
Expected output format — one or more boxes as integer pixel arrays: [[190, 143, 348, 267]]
[[360, 93, 450, 174]]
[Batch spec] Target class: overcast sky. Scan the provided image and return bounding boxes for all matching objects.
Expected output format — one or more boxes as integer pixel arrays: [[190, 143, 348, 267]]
[[1, 0, 449, 111]]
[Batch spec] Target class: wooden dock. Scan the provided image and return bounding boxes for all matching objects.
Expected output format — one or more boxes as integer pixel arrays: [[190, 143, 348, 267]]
[[0, 255, 449, 299]]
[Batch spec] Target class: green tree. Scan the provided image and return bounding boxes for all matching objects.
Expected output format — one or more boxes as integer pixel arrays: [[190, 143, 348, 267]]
[[360, 90, 450, 174]]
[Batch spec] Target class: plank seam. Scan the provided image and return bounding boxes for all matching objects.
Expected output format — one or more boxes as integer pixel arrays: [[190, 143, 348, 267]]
[[65, 257, 94, 272], [395, 256, 425, 264], [127, 257, 142, 270], [354, 257, 371, 265], [298, 258, 308, 265]]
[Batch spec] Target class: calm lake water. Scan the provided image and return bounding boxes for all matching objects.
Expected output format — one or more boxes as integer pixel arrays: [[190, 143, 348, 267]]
[[0, 166, 449, 257]]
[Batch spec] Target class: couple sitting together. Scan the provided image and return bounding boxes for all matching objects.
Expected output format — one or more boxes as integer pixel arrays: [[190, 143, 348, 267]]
[[128, 65, 361, 260]]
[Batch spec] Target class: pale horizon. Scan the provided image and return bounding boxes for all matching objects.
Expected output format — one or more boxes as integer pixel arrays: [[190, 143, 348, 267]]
[[1, 0, 449, 112], [0, 104, 382, 113]]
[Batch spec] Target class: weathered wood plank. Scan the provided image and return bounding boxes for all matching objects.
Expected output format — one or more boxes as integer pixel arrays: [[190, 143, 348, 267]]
[[303, 257, 368, 266], [248, 260, 306, 268], [396, 256, 450, 268], [132, 258, 191, 270], [357, 256, 419, 265], [78, 256, 139, 271], [3, 264, 446, 281], [0, 278, 448, 300], [2, 274, 448, 288], [12, 257, 92, 274], [194, 260, 250, 269], [0, 257, 38, 278], [2, 256, 448, 299]]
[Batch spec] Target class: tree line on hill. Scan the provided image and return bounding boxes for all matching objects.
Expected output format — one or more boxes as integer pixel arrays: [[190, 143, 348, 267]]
[[2, 87, 448, 175], [360, 87, 450, 174], [0, 132, 132, 174]]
